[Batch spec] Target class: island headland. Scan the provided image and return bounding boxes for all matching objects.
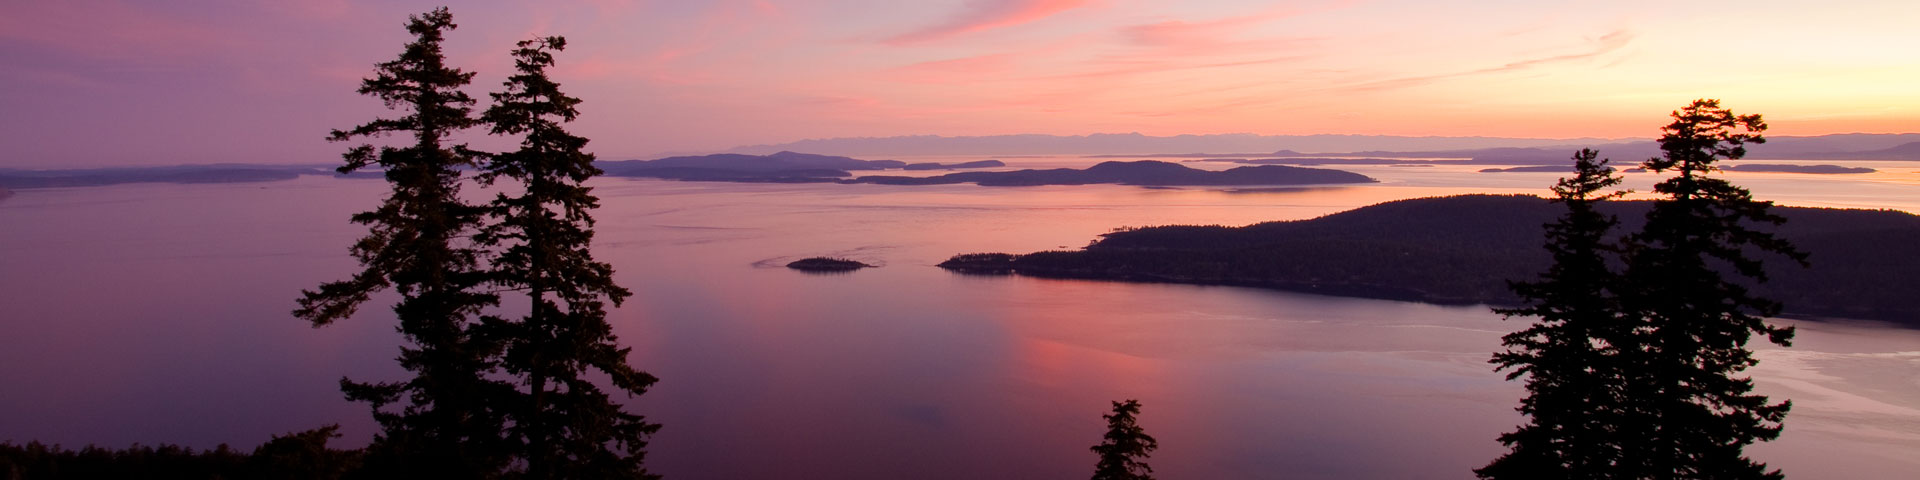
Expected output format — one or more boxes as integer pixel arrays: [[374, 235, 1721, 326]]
[[939, 194, 1920, 325]]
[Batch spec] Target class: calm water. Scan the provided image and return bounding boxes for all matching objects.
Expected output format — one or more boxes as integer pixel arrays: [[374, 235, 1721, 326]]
[[2, 157, 1918, 479]]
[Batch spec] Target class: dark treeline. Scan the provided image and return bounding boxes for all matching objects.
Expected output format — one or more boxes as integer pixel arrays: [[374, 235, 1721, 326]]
[[0, 427, 358, 480], [0, 165, 329, 188]]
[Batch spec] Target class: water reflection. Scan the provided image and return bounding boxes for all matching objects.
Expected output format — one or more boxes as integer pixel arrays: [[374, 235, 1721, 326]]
[[1, 160, 1917, 479]]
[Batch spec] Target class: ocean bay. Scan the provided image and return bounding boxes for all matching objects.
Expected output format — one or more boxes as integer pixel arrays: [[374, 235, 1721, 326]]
[[2, 157, 1917, 478]]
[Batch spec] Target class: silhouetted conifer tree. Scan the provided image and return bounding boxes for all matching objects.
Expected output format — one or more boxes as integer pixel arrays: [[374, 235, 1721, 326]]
[[1484, 101, 1802, 479], [477, 36, 660, 480], [1091, 399, 1156, 480], [295, 7, 513, 477], [1613, 99, 1803, 479], [1477, 149, 1630, 479]]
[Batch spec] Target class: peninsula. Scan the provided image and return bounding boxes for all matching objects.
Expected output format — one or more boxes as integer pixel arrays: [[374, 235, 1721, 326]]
[[940, 194, 1920, 325]]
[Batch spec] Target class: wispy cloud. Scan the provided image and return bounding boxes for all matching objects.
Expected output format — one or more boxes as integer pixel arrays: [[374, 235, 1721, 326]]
[[1119, 5, 1315, 51], [882, 0, 1091, 45], [0, 1, 230, 61], [1340, 29, 1636, 93], [885, 53, 1021, 83]]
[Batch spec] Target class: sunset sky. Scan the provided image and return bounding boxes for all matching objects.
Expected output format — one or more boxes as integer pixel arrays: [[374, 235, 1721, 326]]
[[3, 0, 1916, 167]]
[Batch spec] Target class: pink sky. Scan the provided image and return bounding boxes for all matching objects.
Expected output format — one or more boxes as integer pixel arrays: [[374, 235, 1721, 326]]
[[2, 0, 1916, 167]]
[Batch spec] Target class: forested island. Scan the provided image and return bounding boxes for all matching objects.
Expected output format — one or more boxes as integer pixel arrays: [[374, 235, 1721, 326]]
[[849, 160, 1374, 186], [903, 159, 1006, 170], [598, 154, 1376, 187], [1479, 166, 1577, 173], [1189, 157, 1458, 166], [1489, 163, 1874, 174], [1723, 164, 1876, 174], [940, 194, 1920, 325], [0, 165, 351, 189]]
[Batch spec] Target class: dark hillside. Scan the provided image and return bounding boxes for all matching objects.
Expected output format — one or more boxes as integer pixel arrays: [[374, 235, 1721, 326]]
[[943, 195, 1920, 325]]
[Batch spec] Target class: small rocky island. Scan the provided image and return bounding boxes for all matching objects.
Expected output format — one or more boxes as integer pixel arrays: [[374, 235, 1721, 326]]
[[786, 257, 872, 272]]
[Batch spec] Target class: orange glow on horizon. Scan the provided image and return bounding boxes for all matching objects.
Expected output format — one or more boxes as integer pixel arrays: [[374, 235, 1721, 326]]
[[0, 0, 1915, 167]]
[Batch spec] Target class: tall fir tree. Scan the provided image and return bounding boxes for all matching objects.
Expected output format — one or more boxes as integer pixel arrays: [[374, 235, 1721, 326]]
[[1090, 399, 1156, 480], [477, 36, 660, 479], [295, 8, 513, 477], [1614, 99, 1803, 479], [1477, 149, 1630, 479]]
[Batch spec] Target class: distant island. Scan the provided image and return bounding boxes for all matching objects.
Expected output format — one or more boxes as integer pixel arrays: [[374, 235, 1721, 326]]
[[722, 132, 1920, 161], [1187, 157, 1458, 166], [0, 154, 1372, 190], [11, 134, 1909, 190], [939, 194, 1920, 325], [786, 257, 872, 272], [599, 154, 1376, 187], [725, 133, 1639, 156], [902, 159, 1005, 171], [596, 151, 900, 182], [848, 161, 1375, 187], [1479, 166, 1577, 173], [0, 165, 360, 189], [1723, 164, 1876, 174]]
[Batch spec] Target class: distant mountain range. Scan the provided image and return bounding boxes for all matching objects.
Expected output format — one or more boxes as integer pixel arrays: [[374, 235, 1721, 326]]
[[0, 164, 358, 189], [724, 133, 1633, 156], [722, 132, 1920, 159], [598, 152, 1375, 187], [1309, 135, 1920, 164], [847, 160, 1374, 187], [4, 133, 1914, 191]]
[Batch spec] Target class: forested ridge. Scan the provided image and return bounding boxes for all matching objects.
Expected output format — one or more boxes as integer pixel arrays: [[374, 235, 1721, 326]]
[[942, 194, 1920, 324]]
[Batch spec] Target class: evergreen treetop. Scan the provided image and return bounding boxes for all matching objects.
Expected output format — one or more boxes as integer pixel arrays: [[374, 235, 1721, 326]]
[[296, 7, 513, 477], [1477, 149, 1630, 480], [1091, 399, 1157, 480], [479, 36, 659, 479], [1617, 99, 1803, 479]]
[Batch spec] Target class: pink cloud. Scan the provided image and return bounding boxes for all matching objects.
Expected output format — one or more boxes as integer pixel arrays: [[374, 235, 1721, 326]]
[[751, 0, 784, 17], [1, 66, 117, 90], [884, 53, 1021, 83], [1111, 3, 1348, 59], [1122, 13, 1285, 50], [883, 0, 1091, 45], [0, 1, 231, 61], [1340, 29, 1636, 93], [1050, 54, 1309, 82], [266, 0, 357, 21]]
